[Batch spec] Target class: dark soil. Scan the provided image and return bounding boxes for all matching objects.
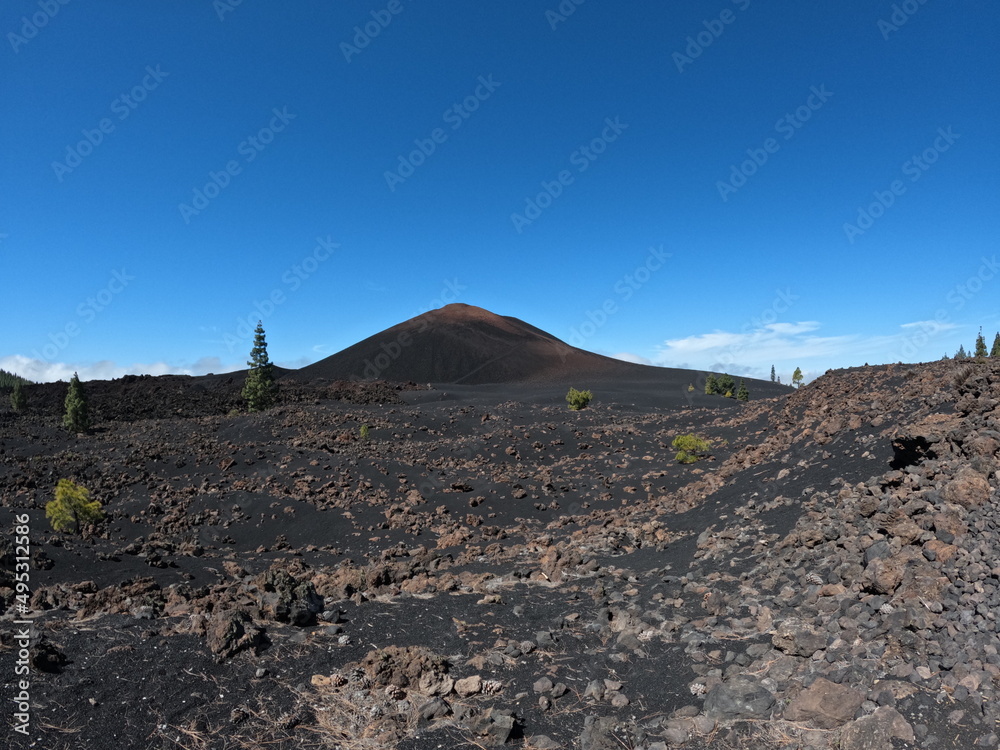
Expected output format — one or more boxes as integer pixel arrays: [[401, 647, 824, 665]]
[[1, 356, 998, 750]]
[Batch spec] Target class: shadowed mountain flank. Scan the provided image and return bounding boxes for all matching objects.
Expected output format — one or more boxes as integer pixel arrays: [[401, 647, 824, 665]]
[[295, 303, 774, 392]]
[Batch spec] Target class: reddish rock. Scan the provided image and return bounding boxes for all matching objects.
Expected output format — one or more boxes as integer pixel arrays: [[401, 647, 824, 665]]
[[943, 466, 991, 509], [783, 677, 864, 729]]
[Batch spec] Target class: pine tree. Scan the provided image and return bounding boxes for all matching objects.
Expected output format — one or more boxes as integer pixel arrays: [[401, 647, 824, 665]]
[[776, 375, 781, 384], [992, 333, 1000, 358], [719, 373, 735, 395], [792, 367, 804, 388], [63, 372, 90, 433], [736, 380, 749, 402], [975, 328, 988, 359], [955, 344, 967, 360], [770, 365, 776, 382], [11, 381, 26, 411], [242, 321, 278, 412], [704, 374, 719, 395]]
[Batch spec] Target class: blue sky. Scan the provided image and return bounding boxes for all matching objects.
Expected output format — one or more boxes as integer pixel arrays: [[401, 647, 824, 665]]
[[3, 0, 998, 384]]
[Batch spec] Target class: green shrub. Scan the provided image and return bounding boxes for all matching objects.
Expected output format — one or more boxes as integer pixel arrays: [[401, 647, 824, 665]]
[[704, 374, 719, 395], [63, 372, 90, 433], [672, 433, 711, 464], [566, 387, 593, 410], [359, 424, 370, 440], [46, 479, 103, 533]]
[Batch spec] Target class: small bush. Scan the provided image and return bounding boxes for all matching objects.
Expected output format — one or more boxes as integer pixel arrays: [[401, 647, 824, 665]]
[[46, 479, 103, 533], [672, 434, 711, 464], [566, 387, 593, 410], [359, 424, 370, 440]]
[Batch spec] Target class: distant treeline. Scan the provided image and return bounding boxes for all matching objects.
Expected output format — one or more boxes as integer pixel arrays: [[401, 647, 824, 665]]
[[949, 330, 1000, 360], [0, 369, 33, 388]]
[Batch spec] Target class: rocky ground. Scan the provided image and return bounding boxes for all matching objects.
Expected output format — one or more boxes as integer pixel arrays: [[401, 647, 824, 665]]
[[1, 360, 998, 749]]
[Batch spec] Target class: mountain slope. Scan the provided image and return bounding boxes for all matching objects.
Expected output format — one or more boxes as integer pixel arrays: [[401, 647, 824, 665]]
[[294, 303, 782, 394]]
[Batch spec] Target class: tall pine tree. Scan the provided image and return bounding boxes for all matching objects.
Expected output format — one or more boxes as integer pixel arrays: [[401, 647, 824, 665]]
[[242, 321, 278, 412], [992, 333, 1000, 358], [975, 328, 988, 358], [11, 381, 26, 411], [792, 367, 804, 388], [770, 365, 776, 382], [63, 372, 90, 433], [736, 379, 749, 402]]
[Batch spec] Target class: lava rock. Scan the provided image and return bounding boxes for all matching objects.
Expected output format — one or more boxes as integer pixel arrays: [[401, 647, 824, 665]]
[[783, 677, 864, 729], [703, 676, 775, 720]]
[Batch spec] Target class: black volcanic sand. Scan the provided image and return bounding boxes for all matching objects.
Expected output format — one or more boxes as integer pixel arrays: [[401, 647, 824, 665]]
[[1, 361, 999, 750]]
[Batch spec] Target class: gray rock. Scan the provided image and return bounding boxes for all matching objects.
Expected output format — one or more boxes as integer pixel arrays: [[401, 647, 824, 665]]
[[840, 706, 915, 750], [704, 676, 775, 720], [533, 676, 554, 693], [772, 620, 828, 657], [418, 697, 451, 722], [864, 540, 892, 565], [580, 715, 626, 750]]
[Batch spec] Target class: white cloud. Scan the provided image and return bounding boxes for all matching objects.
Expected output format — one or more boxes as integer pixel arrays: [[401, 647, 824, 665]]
[[0, 355, 242, 383], [899, 319, 958, 333], [610, 352, 653, 365], [653, 320, 959, 382]]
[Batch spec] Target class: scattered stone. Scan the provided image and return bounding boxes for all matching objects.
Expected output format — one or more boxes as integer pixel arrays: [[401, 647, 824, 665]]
[[533, 676, 554, 693], [839, 706, 915, 750], [783, 677, 864, 729], [454, 675, 482, 697], [703, 676, 775, 720], [206, 609, 264, 661], [772, 619, 827, 657]]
